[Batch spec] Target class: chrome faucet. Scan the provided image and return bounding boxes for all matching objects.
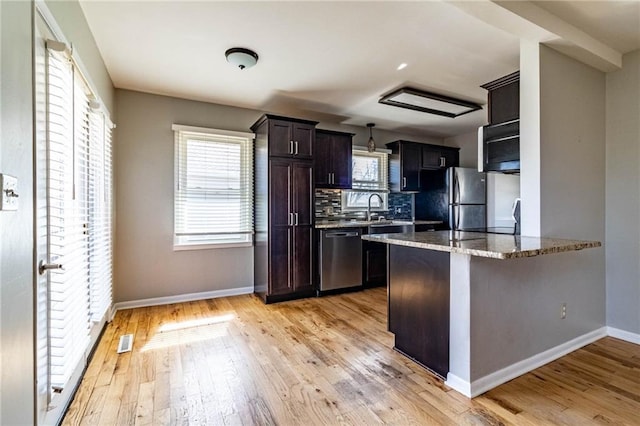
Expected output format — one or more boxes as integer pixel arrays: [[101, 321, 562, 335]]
[[367, 193, 384, 221]]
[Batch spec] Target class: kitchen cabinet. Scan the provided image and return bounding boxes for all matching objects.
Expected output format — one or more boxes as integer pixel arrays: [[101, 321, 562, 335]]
[[387, 140, 422, 192], [362, 240, 386, 288], [314, 129, 353, 189], [421, 144, 460, 170], [252, 115, 318, 303], [480, 72, 520, 172], [256, 114, 316, 159], [481, 71, 519, 125], [388, 140, 460, 192]]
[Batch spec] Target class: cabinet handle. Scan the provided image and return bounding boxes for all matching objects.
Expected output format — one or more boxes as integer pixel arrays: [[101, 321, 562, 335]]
[[331, 173, 335, 184], [288, 212, 294, 226], [294, 141, 299, 155], [440, 156, 446, 168], [289, 140, 294, 155], [295, 212, 299, 226], [402, 177, 407, 188]]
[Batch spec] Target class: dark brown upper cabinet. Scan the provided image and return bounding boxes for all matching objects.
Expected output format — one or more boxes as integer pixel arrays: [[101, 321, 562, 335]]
[[314, 129, 353, 189], [421, 144, 460, 170], [387, 140, 422, 192], [481, 71, 519, 125], [480, 72, 520, 172], [387, 140, 460, 192], [253, 114, 317, 159]]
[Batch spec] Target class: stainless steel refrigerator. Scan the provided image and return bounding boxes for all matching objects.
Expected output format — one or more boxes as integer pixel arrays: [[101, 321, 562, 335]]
[[416, 167, 486, 231]]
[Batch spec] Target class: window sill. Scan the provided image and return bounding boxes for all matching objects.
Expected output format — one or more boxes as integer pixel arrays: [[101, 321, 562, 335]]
[[173, 242, 253, 251]]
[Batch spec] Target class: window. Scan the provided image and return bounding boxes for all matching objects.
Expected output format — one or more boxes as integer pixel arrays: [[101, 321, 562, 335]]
[[173, 125, 254, 249], [342, 148, 389, 211]]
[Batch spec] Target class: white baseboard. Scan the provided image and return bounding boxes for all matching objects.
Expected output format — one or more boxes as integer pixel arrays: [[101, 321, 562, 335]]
[[112, 286, 254, 312], [447, 327, 608, 398], [607, 326, 640, 345], [445, 373, 471, 397]]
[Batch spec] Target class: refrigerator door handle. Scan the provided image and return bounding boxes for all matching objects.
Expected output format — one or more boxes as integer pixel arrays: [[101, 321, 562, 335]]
[[454, 171, 461, 205]]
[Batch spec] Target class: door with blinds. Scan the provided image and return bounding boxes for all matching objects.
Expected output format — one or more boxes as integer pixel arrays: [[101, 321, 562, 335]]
[[34, 9, 113, 425]]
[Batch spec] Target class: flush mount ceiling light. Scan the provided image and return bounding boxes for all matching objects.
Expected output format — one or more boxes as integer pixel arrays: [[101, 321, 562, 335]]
[[225, 47, 259, 70], [366, 123, 376, 153], [379, 87, 481, 118]]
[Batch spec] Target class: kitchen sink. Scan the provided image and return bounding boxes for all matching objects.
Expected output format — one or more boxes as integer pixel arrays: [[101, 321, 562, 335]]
[[367, 223, 414, 235]]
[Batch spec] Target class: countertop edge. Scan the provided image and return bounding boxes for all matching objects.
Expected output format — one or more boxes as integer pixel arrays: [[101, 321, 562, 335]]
[[361, 233, 602, 260]]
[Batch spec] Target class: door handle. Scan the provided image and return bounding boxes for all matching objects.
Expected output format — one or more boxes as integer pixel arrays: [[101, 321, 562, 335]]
[[289, 140, 294, 155], [38, 260, 63, 275]]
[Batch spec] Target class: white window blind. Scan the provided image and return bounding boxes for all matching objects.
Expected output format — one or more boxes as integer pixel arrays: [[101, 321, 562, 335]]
[[342, 149, 389, 210], [173, 125, 254, 248], [88, 110, 113, 322], [46, 42, 114, 390], [47, 46, 91, 388]]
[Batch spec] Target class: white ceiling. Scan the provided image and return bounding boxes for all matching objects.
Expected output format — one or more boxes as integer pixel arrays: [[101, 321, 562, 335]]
[[79, 1, 639, 139]]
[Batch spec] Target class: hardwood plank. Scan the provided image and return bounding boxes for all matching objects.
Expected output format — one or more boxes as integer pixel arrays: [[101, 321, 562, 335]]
[[63, 288, 640, 425]]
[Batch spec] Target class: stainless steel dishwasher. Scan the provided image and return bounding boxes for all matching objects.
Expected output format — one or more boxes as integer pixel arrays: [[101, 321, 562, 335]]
[[319, 228, 363, 291]]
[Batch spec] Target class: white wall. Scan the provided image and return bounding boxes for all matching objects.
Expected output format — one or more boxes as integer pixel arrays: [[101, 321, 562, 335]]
[[605, 49, 640, 335]]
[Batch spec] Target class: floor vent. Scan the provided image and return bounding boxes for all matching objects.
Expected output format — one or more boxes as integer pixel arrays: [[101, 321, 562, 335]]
[[117, 334, 134, 353]]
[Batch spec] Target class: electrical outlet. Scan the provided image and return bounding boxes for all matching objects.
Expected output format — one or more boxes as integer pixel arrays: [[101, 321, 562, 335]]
[[561, 303, 567, 319], [0, 174, 19, 211]]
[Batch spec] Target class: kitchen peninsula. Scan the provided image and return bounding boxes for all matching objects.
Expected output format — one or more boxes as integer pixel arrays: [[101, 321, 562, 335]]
[[363, 231, 602, 398]]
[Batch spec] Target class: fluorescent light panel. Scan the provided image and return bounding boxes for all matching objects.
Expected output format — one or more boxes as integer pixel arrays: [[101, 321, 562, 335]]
[[379, 87, 481, 118]]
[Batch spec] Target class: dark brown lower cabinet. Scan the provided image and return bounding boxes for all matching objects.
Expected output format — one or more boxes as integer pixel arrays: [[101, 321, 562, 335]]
[[362, 240, 387, 288], [388, 245, 450, 378]]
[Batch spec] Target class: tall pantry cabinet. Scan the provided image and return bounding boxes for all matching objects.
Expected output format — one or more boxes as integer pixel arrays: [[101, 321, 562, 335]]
[[252, 114, 318, 303]]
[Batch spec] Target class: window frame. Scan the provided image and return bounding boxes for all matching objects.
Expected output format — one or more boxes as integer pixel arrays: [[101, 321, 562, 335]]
[[172, 124, 255, 250], [341, 147, 390, 212]]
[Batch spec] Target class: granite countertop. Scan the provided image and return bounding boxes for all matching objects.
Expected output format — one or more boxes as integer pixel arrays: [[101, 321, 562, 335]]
[[361, 230, 601, 259], [315, 219, 443, 229]]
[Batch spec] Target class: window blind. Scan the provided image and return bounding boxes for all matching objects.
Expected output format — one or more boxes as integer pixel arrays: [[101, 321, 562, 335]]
[[47, 47, 91, 388], [342, 149, 389, 210], [88, 110, 113, 322], [173, 126, 254, 247], [46, 41, 114, 391]]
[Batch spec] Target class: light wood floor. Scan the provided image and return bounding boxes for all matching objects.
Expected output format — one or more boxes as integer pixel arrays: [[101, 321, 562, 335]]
[[63, 287, 640, 425]]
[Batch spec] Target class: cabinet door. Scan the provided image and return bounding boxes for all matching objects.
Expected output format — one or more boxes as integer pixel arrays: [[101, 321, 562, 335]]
[[332, 134, 352, 189], [363, 241, 386, 287], [269, 120, 294, 158], [292, 123, 314, 159], [269, 160, 292, 227], [293, 225, 313, 291], [421, 147, 442, 170], [314, 132, 332, 187], [440, 148, 459, 169], [270, 227, 292, 295], [292, 162, 313, 226], [269, 161, 293, 294], [401, 142, 421, 191]]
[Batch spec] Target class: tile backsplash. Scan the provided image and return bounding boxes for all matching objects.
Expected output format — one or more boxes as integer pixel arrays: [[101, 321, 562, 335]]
[[315, 189, 413, 221]]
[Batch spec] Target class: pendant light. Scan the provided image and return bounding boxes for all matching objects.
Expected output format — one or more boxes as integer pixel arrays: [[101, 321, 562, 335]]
[[367, 123, 376, 153]]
